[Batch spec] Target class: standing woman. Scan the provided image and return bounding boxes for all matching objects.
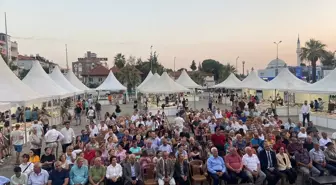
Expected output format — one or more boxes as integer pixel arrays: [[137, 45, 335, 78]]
[[29, 128, 42, 157], [276, 147, 297, 184], [2, 121, 11, 158]]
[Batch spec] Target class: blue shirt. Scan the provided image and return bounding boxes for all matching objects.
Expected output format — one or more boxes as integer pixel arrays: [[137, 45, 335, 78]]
[[70, 165, 88, 185], [251, 138, 263, 146], [81, 134, 89, 143], [32, 111, 38, 121], [25, 110, 32, 120], [49, 169, 69, 185], [207, 156, 226, 174]]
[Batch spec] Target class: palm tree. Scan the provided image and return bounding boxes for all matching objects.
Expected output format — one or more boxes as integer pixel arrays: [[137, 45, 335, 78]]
[[300, 39, 327, 82], [321, 50, 336, 67], [114, 53, 126, 68]]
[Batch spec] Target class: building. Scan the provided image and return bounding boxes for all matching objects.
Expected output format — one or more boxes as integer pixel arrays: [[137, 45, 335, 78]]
[[169, 70, 215, 87], [72, 51, 108, 82], [258, 35, 322, 81], [16, 54, 58, 72], [0, 33, 19, 61]]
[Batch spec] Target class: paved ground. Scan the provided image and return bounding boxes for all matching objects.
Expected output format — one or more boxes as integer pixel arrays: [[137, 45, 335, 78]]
[[0, 100, 335, 178]]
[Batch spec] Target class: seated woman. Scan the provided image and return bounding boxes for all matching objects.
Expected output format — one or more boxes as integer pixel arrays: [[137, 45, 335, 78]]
[[174, 153, 190, 185], [28, 150, 40, 163], [40, 147, 56, 172], [59, 153, 70, 170], [276, 147, 297, 184], [189, 146, 202, 161]]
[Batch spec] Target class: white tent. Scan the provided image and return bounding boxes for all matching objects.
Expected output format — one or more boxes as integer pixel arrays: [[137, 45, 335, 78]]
[[240, 70, 269, 89], [137, 73, 161, 92], [65, 70, 91, 92], [23, 61, 72, 98], [291, 68, 336, 94], [49, 66, 84, 94], [138, 72, 190, 94], [96, 71, 127, 91], [175, 70, 202, 89], [0, 57, 46, 104], [137, 71, 153, 90], [210, 73, 242, 89], [0, 103, 11, 112], [265, 68, 309, 91]]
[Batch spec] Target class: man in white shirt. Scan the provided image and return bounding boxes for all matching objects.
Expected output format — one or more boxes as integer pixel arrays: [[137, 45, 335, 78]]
[[87, 107, 95, 122], [106, 156, 123, 184], [242, 147, 266, 185], [44, 125, 64, 158], [89, 121, 99, 137], [28, 162, 49, 185], [31, 120, 44, 138], [301, 100, 310, 127], [174, 114, 185, 134], [60, 121, 75, 153], [215, 108, 223, 119], [131, 112, 139, 123], [11, 166, 28, 185], [319, 132, 332, 149], [11, 124, 25, 164]]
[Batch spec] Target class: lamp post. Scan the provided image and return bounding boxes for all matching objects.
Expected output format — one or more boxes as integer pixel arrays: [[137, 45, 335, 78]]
[[235, 56, 239, 73], [273, 41, 282, 76], [242, 61, 245, 76], [150, 45, 153, 72]]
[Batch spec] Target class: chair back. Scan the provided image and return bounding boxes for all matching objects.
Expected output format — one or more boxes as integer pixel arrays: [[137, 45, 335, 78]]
[[143, 163, 156, 180]]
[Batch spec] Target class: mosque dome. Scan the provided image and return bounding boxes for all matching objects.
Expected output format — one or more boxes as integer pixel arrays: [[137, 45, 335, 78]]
[[266, 58, 287, 69]]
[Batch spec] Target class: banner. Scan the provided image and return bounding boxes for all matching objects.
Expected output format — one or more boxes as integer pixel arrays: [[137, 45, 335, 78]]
[[295, 66, 302, 78]]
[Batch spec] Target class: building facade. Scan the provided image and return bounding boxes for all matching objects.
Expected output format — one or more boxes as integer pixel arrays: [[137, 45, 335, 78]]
[[16, 55, 58, 72], [72, 51, 108, 82], [0, 33, 19, 61]]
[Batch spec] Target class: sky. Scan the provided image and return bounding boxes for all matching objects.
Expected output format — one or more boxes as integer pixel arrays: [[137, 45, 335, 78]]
[[0, 0, 336, 73]]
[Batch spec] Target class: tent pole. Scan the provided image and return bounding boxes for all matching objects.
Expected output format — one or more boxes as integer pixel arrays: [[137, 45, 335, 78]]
[[193, 88, 196, 110], [287, 91, 290, 119], [274, 89, 277, 115]]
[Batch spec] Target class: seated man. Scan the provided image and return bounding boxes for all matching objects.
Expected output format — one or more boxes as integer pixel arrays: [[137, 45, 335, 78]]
[[309, 142, 336, 176], [295, 145, 320, 178], [157, 151, 175, 185], [70, 157, 89, 185], [123, 154, 144, 185], [11, 166, 28, 185], [28, 162, 49, 185], [259, 143, 281, 185], [207, 147, 230, 185], [242, 147, 266, 185], [48, 161, 69, 185], [224, 147, 249, 184]]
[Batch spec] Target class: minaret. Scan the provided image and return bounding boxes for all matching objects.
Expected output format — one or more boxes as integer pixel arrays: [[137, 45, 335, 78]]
[[296, 34, 302, 66]]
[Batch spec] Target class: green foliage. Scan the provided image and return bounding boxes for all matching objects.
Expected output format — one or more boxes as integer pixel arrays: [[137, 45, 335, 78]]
[[114, 53, 126, 68], [177, 68, 187, 72], [42, 66, 50, 74], [321, 50, 336, 66], [116, 64, 141, 92], [200, 59, 236, 82], [190, 60, 197, 71], [190, 71, 205, 86], [19, 69, 30, 79], [300, 39, 327, 82]]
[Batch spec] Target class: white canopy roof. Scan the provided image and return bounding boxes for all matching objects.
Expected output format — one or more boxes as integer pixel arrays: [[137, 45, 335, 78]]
[[65, 70, 91, 92], [49, 66, 84, 94], [137, 71, 153, 90], [210, 73, 242, 89], [0, 57, 46, 103], [291, 68, 336, 94], [138, 72, 190, 94], [175, 70, 202, 89], [137, 73, 160, 91], [265, 68, 309, 91], [240, 70, 269, 89], [96, 71, 127, 91], [23, 61, 72, 98]]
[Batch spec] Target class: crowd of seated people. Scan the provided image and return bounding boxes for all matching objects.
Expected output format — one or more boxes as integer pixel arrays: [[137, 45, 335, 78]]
[[8, 102, 336, 185]]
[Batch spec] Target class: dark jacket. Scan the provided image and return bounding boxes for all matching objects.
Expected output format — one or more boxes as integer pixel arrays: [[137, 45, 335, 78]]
[[259, 149, 278, 171], [123, 162, 142, 185], [174, 160, 189, 179]]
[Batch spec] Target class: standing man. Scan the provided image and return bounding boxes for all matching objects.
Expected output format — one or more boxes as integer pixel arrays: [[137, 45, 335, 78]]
[[74, 104, 82, 126], [60, 121, 75, 153], [44, 125, 64, 159], [95, 101, 102, 121], [174, 113, 185, 134], [301, 100, 310, 127], [11, 124, 24, 165]]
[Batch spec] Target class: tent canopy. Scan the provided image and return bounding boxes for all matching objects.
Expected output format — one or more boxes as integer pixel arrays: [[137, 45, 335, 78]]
[[65, 70, 91, 92], [50, 66, 84, 94], [0, 57, 47, 103], [210, 73, 242, 89], [137, 71, 153, 90], [96, 71, 127, 91], [23, 61, 72, 98], [240, 71, 269, 89], [137, 73, 160, 92], [265, 68, 309, 91], [138, 72, 190, 94], [175, 70, 202, 89]]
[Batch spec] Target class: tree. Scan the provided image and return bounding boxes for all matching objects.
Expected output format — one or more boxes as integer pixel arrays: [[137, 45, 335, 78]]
[[127, 55, 136, 65], [116, 64, 141, 92], [218, 64, 237, 82], [321, 51, 336, 66], [177, 68, 187, 72], [190, 71, 204, 86], [114, 53, 126, 68], [19, 69, 29, 79], [200, 59, 223, 81], [190, 60, 197, 71], [300, 39, 327, 82]]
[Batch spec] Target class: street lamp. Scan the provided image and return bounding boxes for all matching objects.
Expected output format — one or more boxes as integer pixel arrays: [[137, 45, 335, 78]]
[[273, 41, 282, 76], [242, 61, 245, 75], [236, 56, 239, 73]]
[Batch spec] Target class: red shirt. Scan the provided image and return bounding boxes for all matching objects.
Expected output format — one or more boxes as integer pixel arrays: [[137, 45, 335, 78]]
[[273, 142, 286, 153], [84, 150, 96, 164], [211, 134, 226, 146], [225, 154, 242, 170], [225, 112, 232, 118]]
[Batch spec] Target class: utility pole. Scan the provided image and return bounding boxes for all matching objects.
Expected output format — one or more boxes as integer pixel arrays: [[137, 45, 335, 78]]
[[65, 44, 69, 70], [4, 12, 10, 64], [235, 56, 239, 73], [274, 41, 282, 76], [242, 61, 245, 76]]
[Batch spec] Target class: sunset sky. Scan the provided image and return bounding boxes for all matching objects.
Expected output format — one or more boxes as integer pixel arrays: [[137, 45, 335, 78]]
[[1, 0, 336, 73]]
